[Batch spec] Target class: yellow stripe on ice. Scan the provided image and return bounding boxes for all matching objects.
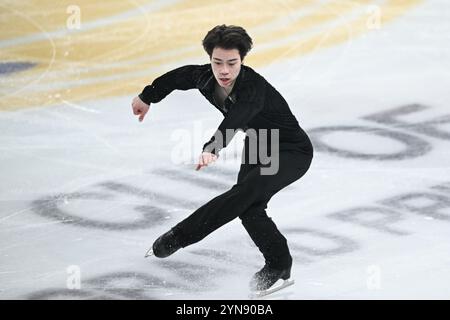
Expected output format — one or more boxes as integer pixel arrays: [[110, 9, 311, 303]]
[[0, 0, 424, 111], [0, 0, 152, 40]]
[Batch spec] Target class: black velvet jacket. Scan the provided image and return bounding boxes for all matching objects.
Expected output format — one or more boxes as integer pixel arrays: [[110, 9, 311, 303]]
[[139, 64, 313, 156]]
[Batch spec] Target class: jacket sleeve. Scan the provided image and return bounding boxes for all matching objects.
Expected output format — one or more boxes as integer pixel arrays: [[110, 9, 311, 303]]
[[138, 65, 206, 105], [202, 78, 266, 156]]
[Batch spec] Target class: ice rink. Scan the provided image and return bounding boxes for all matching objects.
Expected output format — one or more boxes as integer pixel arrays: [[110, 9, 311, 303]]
[[1, 0, 450, 299]]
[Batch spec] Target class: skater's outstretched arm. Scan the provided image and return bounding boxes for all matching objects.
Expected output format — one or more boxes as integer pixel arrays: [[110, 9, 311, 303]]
[[132, 64, 207, 122], [138, 64, 207, 104]]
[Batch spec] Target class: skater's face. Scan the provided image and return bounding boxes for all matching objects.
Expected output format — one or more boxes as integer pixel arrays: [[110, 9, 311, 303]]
[[211, 47, 242, 89]]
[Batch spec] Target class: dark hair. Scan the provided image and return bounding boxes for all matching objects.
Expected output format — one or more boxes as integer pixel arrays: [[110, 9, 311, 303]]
[[202, 25, 253, 60]]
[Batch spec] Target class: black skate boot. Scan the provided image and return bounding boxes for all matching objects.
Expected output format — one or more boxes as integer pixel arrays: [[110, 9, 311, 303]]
[[152, 229, 182, 258], [250, 265, 291, 291]]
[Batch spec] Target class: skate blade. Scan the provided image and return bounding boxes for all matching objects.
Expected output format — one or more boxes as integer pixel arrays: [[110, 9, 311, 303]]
[[144, 248, 154, 258], [249, 279, 295, 299]]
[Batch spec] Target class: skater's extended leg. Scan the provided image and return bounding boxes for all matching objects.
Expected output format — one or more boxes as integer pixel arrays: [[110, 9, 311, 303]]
[[172, 172, 270, 247], [153, 150, 312, 258]]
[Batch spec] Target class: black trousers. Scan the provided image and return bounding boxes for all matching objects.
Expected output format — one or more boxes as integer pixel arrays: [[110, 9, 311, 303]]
[[172, 145, 313, 269]]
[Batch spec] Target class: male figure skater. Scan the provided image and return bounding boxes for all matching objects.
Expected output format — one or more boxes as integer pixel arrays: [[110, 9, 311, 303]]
[[131, 25, 313, 292]]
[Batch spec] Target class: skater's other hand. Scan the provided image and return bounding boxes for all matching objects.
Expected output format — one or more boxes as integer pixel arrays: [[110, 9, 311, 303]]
[[195, 152, 218, 171], [131, 96, 150, 122]]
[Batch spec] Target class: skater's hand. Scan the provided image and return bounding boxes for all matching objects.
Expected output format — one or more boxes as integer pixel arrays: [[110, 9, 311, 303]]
[[131, 96, 150, 122], [195, 152, 218, 171]]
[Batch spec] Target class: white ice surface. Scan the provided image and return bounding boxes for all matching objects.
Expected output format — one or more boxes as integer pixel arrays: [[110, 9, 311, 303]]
[[1, 0, 450, 299]]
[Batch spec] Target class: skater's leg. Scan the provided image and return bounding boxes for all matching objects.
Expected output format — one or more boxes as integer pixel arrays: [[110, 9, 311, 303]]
[[153, 150, 312, 258], [237, 157, 290, 269], [173, 150, 312, 248], [239, 150, 312, 269], [239, 200, 292, 269], [151, 163, 258, 258], [172, 169, 267, 247]]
